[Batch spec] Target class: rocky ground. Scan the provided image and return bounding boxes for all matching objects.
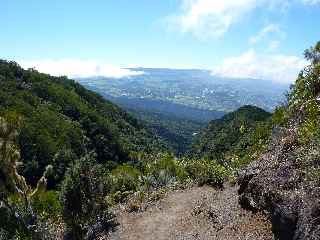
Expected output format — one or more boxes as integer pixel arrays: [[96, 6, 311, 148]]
[[238, 127, 320, 240], [107, 184, 273, 240]]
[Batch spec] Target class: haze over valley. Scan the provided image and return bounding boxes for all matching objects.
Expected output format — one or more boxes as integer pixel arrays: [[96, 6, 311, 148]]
[[77, 68, 289, 114]]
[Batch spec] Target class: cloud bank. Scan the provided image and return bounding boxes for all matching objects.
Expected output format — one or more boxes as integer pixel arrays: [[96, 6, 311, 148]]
[[19, 59, 144, 78], [212, 49, 307, 83]]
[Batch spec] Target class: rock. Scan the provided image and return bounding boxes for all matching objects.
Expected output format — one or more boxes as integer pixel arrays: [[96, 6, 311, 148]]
[[271, 203, 298, 240], [237, 127, 320, 240]]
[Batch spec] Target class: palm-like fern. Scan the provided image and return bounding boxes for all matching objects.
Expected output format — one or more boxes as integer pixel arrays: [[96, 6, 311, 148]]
[[0, 115, 52, 234]]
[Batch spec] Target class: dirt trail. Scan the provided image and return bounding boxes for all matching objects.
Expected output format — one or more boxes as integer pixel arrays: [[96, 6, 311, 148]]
[[108, 184, 273, 240]]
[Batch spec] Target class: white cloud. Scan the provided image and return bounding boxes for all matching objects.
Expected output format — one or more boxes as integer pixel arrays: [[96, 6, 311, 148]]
[[302, 0, 320, 5], [168, 0, 260, 39], [249, 24, 282, 44], [19, 59, 144, 78], [268, 40, 281, 51], [167, 0, 317, 39], [212, 49, 307, 83]]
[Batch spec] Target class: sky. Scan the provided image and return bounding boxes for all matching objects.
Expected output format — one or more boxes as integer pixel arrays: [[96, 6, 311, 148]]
[[1, 0, 320, 83]]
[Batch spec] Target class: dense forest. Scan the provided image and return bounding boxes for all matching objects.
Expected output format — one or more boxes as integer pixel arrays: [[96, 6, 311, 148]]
[[0, 61, 168, 187], [0, 41, 320, 239], [127, 108, 205, 154], [190, 105, 272, 168]]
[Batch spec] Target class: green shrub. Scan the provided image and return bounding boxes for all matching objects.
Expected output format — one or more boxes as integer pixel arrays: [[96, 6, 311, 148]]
[[298, 119, 318, 143], [144, 153, 188, 188], [287, 42, 320, 123], [0, 205, 23, 239], [184, 158, 229, 187], [273, 106, 287, 126], [31, 191, 61, 221], [60, 153, 113, 240], [0, 114, 53, 239], [111, 164, 141, 198]]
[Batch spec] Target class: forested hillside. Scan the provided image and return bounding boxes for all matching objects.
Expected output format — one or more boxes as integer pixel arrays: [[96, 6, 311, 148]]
[[127, 108, 205, 154], [0, 60, 167, 188], [190, 105, 272, 168]]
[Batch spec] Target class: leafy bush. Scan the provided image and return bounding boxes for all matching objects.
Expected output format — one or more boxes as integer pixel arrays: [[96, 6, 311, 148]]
[[272, 106, 287, 126], [0, 206, 22, 239], [284, 42, 320, 143], [0, 114, 56, 239], [184, 158, 229, 187], [31, 191, 61, 221], [60, 153, 113, 240], [288, 43, 320, 110], [110, 164, 141, 202], [297, 99, 320, 143], [143, 153, 188, 188]]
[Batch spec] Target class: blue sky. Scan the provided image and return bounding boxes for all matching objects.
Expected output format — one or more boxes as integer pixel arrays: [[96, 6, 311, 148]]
[[1, 0, 320, 82]]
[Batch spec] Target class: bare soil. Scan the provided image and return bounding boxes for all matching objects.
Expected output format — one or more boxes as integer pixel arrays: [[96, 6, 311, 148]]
[[107, 184, 273, 240]]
